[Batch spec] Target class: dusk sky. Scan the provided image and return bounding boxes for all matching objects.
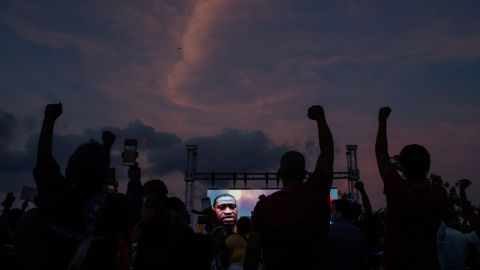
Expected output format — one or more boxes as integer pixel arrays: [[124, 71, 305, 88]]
[[1, 0, 480, 213]]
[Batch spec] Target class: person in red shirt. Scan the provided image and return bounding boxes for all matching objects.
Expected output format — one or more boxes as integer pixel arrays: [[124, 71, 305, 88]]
[[375, 107, 447, 270], [244, 105, 334, 270], [115, 229, 134, 270]]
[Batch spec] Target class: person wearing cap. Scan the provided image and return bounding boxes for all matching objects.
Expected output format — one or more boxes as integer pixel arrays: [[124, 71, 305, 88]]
[[245, 105, 334, 270]]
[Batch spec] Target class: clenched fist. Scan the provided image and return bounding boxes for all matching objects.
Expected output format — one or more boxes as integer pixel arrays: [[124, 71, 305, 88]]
[[354, 181, 365, 191], [45, 103, 63, 121], [307, 105, 325, 121], [128, 163, 141, 180], [378, 107, 391, 120]]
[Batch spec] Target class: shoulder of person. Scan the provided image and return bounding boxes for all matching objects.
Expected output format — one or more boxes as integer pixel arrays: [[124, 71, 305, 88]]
[[348, 223, 365, 234], [384, 168, 402, 180], [141, 208, 156, 221], [26, 207, 41, 214], [433, 185, 448, 193], [34, 153, 59, 170], [306, 168, 329, 182], [168, 208, 179, 217], [431, 185, 448, 198]]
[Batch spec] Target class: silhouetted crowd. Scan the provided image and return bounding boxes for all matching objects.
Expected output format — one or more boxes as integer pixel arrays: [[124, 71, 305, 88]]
[[1, 103, 479, 270]]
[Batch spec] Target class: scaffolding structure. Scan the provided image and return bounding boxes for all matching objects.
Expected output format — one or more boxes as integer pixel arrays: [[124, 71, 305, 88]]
[[184, 145, 360, 227]]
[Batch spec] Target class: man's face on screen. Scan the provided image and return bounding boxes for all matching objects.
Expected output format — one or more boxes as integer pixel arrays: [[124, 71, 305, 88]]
[[214, 197, 237, 226]]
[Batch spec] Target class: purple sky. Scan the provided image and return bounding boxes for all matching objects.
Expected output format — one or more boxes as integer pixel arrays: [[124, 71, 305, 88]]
[[1, 0, 480, 212]]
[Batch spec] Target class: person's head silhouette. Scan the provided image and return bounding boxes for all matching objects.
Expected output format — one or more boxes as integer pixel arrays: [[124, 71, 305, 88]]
[[236, 216, 250, 236], [278, 151, 308, 184], [143, 179, 169, 208], [65, 140, 110, 193], [398, 144, 431, 182], [168, 197, 190, 224]]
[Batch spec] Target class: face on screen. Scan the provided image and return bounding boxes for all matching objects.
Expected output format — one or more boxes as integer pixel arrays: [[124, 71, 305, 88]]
[[214, 196, 237, 226]]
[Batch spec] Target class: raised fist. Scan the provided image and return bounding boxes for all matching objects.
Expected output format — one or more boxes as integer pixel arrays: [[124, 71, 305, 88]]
[[378, 107, 391, 120], [128, 163, 141, 180], [45, 103, 63, 121], [102, 131, 116, 146], [459, 179, 472, 191], [1, 194, 15, 207], [354, 181, 365, 191], [307, 105, 325, 121]]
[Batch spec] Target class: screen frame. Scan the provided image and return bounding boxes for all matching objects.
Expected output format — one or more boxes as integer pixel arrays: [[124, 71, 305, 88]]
[[201, 197, 211, 211], [123, 139, 137, 166]]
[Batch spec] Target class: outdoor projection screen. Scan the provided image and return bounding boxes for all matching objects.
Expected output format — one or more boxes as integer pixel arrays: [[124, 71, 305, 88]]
[[207, 188, 338, 219]]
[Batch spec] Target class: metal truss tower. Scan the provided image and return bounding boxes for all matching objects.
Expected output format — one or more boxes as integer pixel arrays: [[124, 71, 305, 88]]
[[184, 145, 197, 227], [346, 145, 360, 203]]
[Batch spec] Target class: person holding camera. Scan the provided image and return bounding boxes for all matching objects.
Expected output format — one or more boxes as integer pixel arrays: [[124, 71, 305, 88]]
[[34, 103, 143, 270], [245, 105, 334, 270], [375, 107, 447, 270]]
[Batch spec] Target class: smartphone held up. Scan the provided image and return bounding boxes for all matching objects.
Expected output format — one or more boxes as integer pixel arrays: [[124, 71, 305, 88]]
[[201, 197, 212, 212], [390, 155, 400, 168], [122, 139, 138, 166]]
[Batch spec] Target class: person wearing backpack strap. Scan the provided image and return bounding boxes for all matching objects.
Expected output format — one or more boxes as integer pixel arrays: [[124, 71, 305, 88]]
[[375, 107, 447, 270]]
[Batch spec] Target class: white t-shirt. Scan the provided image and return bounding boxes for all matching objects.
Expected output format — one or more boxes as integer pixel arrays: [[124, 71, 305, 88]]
[[441, 225, 469, 270]]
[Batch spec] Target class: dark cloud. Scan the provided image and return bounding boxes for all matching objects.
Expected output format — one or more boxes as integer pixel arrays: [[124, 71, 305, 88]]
[[186, 128, 291, 172], [0, 110, 293, 194], [0, 109, 16, 142], [0, 110, 38, 173], [2, 0, 480, 211]]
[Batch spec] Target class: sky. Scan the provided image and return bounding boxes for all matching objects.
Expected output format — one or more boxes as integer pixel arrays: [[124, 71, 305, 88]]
[[1, 0, 480, 215]]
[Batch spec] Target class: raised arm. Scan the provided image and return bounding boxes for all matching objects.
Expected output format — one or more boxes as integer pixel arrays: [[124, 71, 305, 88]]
[[459, 181, 480, 237], [116, 163, 144, 230], [37, 103, 62, 158], [375, 107, 392, 180], [0, 195, 15, 226], [354, 181, 372, 213], [308, 105, 334, 184]]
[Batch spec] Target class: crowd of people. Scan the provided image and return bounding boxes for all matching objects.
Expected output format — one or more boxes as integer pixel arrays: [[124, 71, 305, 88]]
[[0, 103, 479, 270]]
